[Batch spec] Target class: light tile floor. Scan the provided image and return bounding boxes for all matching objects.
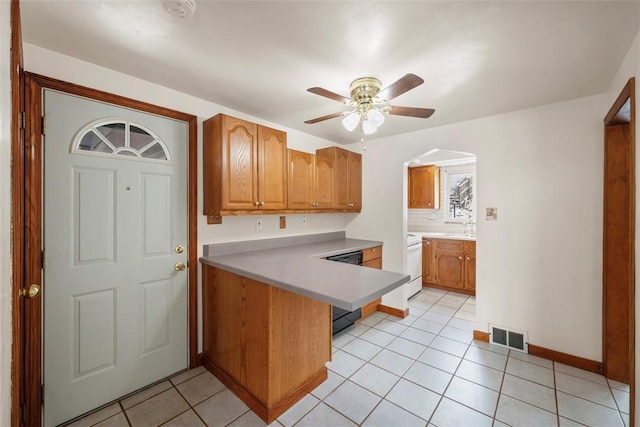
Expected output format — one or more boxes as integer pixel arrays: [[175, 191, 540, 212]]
[[67, 288, 629, 427]]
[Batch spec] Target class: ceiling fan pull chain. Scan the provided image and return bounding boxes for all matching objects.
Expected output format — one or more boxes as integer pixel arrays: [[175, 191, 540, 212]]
[[359, 122, 367, 151]]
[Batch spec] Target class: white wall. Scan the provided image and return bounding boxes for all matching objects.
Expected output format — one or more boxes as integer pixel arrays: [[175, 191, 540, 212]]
[[18, 31, 640, 418], [23, 44, 349, 352], [0, 2, 12, 425], [346, 93, 606, 361], [606, 28, 640, 424]]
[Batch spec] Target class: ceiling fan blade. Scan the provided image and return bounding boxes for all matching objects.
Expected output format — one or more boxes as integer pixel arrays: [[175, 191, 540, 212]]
[[386, 106, 435, 118], [304, 112, 345, 124], [378, 74, 424, 101], [307, 87, 352, 104]]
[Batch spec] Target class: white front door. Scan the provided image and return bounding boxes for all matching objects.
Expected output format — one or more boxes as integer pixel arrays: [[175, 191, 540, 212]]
[[43, 90, 189, 426]]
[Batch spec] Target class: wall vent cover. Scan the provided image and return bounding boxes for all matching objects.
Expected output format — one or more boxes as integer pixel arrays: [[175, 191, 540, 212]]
[[489, 324, 528, 353]]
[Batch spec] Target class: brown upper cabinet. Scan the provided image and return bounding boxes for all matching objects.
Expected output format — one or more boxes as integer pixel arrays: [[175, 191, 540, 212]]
[[203, 114, 362, 222], [288, 149, 335, 210], [317, 146, 362, 211], [314, 149, 335, 209], [408, 165, 440, 209], [203, 114, 288, 223], [287, 149, 314, 210]]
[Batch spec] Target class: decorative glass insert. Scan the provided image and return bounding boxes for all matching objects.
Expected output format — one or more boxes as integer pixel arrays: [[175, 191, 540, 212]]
[[443, 164, 476, 223], [73, 120, 171, 162]]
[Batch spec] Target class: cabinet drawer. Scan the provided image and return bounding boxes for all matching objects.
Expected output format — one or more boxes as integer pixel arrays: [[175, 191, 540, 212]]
[[464, 241, 476, 254], [363, 246, 382, 263], [363, 258, 382, 269], [435, 239, 463, 252]]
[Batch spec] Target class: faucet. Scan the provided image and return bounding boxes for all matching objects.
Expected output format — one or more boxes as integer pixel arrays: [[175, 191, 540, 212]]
[[463, 216, 476, 236]]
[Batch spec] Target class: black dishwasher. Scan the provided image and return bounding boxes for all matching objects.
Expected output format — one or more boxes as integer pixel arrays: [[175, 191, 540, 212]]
[[327, 250, 363, 335]]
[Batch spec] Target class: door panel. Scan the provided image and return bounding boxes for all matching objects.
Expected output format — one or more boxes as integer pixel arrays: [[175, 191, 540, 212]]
[[141, 173, 172, 256], [258, 126, 288, 209], [435, 252, 464, 289], [73, 167, 116, 264], [140, 279, 172, 353], [73, 289, 116, 376], [43, 89, 188, 426]]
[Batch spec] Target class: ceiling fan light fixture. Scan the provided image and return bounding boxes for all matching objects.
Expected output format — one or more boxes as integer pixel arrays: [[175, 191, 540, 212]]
[[368, 108, 385, 128], [362, 119, 378, 135], [342, 112, 360, 132]]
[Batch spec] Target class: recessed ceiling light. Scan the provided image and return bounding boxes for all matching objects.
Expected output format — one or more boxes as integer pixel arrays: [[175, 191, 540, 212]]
[[162, 0, 196, 19]]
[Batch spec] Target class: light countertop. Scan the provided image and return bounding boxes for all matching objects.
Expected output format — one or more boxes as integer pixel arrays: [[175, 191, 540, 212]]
[[200, 233, 410, 311], [409, 231, 476, 241]]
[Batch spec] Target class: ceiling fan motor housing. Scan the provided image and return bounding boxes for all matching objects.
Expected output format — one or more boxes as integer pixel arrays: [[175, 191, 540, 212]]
[[350, 77, 381, 114]]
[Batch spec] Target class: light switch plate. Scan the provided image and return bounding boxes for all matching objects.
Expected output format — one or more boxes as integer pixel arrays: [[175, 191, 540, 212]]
[[486, 207, 498, 220]]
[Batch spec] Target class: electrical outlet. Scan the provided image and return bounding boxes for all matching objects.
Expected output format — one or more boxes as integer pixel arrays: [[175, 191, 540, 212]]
[[256, 217, 263, 230], [301, 216, 307, 226], [279, 216, 286, 229]]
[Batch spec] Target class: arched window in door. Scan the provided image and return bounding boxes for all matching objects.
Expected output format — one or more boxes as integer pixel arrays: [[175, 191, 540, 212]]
[[72, 119, 171, 162]]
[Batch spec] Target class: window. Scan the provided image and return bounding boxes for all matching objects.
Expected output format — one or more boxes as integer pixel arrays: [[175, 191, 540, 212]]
[[443, 164, 476, 223], [73, 119, 171, 162]]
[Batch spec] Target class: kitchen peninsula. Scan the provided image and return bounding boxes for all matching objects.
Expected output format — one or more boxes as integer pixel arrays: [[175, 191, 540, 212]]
[[199, 232, 409, 423]]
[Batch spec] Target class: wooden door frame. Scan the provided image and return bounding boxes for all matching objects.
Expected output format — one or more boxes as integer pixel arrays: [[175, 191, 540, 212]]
[[603, 77, 635, 426], [12, 70, 199, 424], [10, 0, 25, 425]]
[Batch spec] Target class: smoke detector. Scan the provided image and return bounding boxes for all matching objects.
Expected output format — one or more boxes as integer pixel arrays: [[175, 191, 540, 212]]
[[162, 0, 196, 19]]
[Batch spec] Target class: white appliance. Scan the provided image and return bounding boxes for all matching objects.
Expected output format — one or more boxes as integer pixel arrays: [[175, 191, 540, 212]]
[[406, 234, 423, 298]]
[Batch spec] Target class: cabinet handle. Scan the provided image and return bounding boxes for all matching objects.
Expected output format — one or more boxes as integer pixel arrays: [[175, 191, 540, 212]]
[[254, 201, 259, 207], [466, 256, 470, 260], [260, 201, 265, 207], [426, 242, 431, 245], [458, 256, 463, 260]]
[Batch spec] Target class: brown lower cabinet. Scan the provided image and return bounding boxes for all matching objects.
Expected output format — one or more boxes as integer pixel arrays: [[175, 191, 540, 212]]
[[361, 246, 382, 317], [423, 238, 476, 295], [202, 265, 331, 423]]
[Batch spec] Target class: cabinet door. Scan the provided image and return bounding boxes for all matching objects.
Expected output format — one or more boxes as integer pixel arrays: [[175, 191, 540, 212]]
[[257, 126, 288, 210], [408, 166, 439, 209], [422, 239, 434, 283], [288, 150, 314, 210], [463, 241, 476, 291], [435, 251, 464, 289], [347, 151, 362, 210], [222, 116, 258, 210], [334, 148, 349, 209], [464, 253, 476, 291], [314, 152, 334, 209]]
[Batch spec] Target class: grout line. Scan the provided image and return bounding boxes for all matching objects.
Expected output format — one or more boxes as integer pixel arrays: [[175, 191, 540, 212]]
[[287, 394, 322, 427], [490, 349, 509, 426], [72, 289, 627, 427], [118, 400, 133, 427]]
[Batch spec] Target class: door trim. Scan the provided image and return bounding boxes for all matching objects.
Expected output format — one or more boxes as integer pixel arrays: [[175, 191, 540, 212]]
[[10, 0, 25, 425], [603, 77, 635, 426], [18, 72, 198, 426]]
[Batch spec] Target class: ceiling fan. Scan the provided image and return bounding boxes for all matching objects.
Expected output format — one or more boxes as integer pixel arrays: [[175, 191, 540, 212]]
[[304, 74, 435, 140]]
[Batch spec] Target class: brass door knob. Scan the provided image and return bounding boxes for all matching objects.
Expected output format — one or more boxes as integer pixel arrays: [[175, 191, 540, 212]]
[[175, 245, 184, 254], [175, 262, 186, 272], [20, 284, 41, 299]]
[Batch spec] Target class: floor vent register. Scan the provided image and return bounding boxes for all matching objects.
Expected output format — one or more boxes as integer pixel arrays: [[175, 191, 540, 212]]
[[489, 324, 528, 353]]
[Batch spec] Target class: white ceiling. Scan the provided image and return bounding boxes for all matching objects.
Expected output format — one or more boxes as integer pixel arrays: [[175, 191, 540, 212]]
[[20, 1, 640, 144]]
